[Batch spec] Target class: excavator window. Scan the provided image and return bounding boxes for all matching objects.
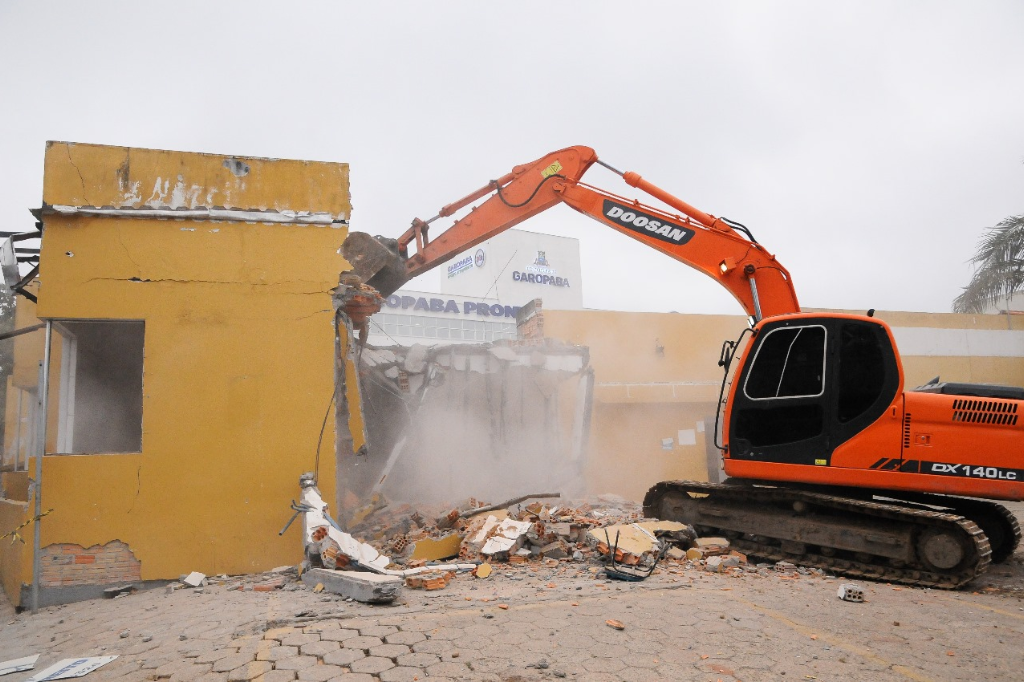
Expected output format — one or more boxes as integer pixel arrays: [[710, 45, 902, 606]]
[[744, 325, 826, 400], [836, 323, 886, 423]]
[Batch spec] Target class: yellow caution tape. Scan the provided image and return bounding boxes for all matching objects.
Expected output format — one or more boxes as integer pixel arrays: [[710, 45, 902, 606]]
[[0, 508, 53, 544]]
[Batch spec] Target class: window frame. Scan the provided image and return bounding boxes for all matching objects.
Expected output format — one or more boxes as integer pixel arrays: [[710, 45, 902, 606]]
[[742, 324, 828, 401]]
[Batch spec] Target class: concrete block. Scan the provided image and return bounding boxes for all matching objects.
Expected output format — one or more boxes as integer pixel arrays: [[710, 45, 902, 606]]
[[695, 537, 729, 548], [183, 572, 206, 587], [837, 584, 865, 602], [704, 555, 740, 573], [539, 540, 569, 559], [301, 568, 402, 604]]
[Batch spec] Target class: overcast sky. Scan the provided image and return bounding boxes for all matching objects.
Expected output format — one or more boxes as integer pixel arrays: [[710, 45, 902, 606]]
[[1, 1, 1021, 315]]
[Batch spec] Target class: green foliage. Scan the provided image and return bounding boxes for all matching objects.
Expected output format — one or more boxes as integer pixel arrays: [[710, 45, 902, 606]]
[[953, 214, 1024, 314]]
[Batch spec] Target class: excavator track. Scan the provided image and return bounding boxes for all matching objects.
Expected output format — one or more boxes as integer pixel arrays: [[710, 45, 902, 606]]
[[874, 493, 1022, 564], [644, 481, 992, 589]]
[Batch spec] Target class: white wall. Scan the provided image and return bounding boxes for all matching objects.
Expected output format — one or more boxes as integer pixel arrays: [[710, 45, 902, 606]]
[[439, 229, 583, 310]]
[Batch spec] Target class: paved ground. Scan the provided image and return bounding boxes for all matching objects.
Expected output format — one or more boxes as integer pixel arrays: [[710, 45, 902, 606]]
[[3, 507, 1024, 682]]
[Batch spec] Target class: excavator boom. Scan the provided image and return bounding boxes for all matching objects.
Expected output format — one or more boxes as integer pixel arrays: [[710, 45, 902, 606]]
[[345, 145, 799, 319]]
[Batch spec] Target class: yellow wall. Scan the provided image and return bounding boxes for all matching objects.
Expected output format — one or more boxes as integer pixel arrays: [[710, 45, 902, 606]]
[[544, 311, 745, 500], [1, 142, 360, 606], [0, 498, 28, 602], [546, 308, 1024, 502]]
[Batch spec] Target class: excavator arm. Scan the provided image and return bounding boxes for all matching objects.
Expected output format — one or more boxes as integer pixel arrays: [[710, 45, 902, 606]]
[[344, 145, 799, 320]]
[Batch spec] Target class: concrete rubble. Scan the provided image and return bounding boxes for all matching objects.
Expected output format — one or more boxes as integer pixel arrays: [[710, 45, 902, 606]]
[[268, 475, 837, 605]]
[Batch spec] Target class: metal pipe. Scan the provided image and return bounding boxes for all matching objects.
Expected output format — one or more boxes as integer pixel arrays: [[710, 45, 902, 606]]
[[0, 323, 45, 342], [31, 320, 52, 615], [748, 277, 763, 323]]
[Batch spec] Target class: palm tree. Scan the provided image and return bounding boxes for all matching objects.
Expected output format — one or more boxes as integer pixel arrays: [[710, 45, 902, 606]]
[[953, 214, 1024, 315]]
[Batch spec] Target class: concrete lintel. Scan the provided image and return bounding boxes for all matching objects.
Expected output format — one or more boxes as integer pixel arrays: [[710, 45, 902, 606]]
[[301, 568, 402, 604]]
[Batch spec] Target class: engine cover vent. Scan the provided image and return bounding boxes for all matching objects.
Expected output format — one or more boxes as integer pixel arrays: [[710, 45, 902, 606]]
[[951, 398, 1019, 426]]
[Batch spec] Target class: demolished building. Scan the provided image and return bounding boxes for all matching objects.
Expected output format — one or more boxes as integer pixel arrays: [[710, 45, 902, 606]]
[[349, 336, 594, 507], [0, 142, 372, 608]]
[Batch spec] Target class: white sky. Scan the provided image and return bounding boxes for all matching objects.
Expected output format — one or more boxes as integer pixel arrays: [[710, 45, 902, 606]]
[[1, 1, 1021, 315]]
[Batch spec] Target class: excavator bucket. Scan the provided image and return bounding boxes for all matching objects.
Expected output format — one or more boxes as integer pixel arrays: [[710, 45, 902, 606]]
[[341, 232, 410, 298]]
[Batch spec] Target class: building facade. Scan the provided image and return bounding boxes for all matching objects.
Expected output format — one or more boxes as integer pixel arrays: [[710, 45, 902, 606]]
[[0, 142, 365, 608], [438, 229, 583, 311], [541, 307, 1024, 502]]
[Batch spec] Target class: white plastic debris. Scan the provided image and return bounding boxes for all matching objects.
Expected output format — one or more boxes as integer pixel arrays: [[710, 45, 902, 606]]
[[0, 655, 39, 677], [27, 657, 117, 682], [837, 583, 865, 602], [302, 484, 390, 572]]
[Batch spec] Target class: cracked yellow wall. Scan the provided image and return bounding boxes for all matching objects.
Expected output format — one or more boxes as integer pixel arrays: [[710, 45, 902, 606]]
[[1, 142, 363, 604]]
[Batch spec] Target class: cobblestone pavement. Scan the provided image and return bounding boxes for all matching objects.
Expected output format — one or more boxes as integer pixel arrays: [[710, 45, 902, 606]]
[[2, 505, 1023, 682]]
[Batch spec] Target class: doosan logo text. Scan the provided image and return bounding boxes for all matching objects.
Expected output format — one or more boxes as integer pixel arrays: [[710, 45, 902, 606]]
[[603, 200, 695, 245]]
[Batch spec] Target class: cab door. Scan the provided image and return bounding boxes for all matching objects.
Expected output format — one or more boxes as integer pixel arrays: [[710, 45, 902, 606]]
[[728, 320, 831, 465]]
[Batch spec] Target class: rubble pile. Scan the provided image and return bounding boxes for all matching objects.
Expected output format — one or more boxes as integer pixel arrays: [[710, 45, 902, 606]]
[[348, 494, 664, 570]]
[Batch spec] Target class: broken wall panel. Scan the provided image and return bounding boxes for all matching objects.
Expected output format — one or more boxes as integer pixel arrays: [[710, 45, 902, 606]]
[[353, 340, 592, 506]]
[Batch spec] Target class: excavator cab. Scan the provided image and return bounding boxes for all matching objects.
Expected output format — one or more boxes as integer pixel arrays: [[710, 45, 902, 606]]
[[724, 314, 900, 469]]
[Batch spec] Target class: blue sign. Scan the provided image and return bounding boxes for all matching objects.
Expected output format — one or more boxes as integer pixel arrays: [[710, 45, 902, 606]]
[[384, 295, 520, 319]]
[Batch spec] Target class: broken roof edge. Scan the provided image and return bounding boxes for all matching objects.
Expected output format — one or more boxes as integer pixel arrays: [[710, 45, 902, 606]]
[[45, 140, 344, 167], [37, 205, 348, 227]]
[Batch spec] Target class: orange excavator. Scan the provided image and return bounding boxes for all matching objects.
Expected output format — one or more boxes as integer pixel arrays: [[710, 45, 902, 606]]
[[343, 145, 1023, 587]]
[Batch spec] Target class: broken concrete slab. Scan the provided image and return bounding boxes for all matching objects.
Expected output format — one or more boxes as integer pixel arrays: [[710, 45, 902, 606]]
[[586, 521, 691, 557], [408, 533, 462, 562], [301, 568, 402, 604], [481, 518, 533, 556]]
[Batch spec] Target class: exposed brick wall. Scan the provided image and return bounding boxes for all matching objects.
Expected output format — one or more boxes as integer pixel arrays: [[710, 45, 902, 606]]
[[516, 298, 544, 340], [40, 541, 141, 587]]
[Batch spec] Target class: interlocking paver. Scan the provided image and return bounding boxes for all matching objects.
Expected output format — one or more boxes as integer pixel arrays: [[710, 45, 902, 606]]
[[341, 635, 384, 650], [271, 656, 318, 671], [298, 640, 339, 658], [211, 654, 256, 674], [295, 665, 344, 682], [226, 661, 274, 682], [367, 643, 410, 659], [411, 638, 453, 655], [348, 656, 395, 674], [252, 672, 296, 682], [169, 664, 215, 682], [318, 629, 358, 643], [393, 647, 438, 663], [322, 649, 365, 667], [4, 507, 1024, 682], [425, 661, 471, 677], [264, 628, 300, 642], [279, 633, 320, 648], [256, 646, 298, 662], [194, 673, 229, 682], [378, 668, 425, 682], [154, 660, 196, 678], [384, 630, 426, 646], [582, 657, 627, 673], [355, 625, 398, 638]]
